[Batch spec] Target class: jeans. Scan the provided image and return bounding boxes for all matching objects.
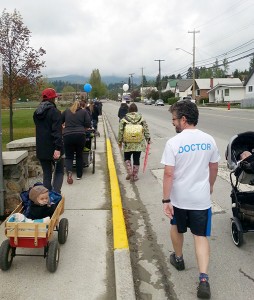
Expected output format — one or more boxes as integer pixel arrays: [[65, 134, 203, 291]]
[[39, 158, 64, 193]]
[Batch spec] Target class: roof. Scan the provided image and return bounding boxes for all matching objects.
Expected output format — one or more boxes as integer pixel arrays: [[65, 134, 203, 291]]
[[167, 79, 179, 88], [244, 68, 254, 86], [195, 78, 242, 90], [176, 79, 193, 92], [208, 83, 244, 93]]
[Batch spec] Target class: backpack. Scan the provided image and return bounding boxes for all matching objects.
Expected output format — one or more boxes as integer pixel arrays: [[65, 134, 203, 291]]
[[123, 116, 144, 143]]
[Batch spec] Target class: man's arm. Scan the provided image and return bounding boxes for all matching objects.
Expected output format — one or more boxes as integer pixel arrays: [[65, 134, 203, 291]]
[[209, 162, 218, 194], [163, 165, 174, 219]]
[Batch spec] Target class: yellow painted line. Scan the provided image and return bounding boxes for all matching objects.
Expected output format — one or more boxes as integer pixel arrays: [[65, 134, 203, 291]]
[[106, 138, 129, 250]]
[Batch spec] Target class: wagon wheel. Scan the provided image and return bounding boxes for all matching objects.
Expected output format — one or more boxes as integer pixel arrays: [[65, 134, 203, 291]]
[[46, 240, 60, 273], [92, 150, 95, 174], [231, 220, 243, 247], [0, 239, 15, 271], [58, 218, 69, 244]]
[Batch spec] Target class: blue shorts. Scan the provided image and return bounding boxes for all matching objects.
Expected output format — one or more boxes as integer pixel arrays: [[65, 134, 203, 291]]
[[170, 206, 212, 237]]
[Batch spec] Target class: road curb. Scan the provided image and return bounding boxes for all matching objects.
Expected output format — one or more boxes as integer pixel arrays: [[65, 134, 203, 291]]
[[103, 115, 136, 300]]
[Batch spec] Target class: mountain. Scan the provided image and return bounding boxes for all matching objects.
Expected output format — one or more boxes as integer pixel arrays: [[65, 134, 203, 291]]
[[48, 74, 155, 85]]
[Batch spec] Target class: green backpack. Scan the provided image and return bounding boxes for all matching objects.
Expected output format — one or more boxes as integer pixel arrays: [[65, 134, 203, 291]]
[[123, 116, 144, 143]]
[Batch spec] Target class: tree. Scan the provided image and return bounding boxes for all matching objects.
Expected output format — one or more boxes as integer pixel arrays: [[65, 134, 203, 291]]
[[89, 69, 107, 99], [0, 9, 46, 141], [222, 58, 229, 76], [186, 67, 193, 79], [249, 54, 254, 72]]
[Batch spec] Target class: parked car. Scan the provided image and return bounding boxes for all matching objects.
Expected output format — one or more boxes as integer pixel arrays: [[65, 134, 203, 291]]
[[143, 98, 148, 104], [178, 96, 196, 103], [155, 99, 164, 106], [144, 99, 152, 105]]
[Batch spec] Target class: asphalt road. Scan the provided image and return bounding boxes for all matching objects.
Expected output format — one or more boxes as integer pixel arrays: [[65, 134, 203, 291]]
[[104, 101, 254, 300]]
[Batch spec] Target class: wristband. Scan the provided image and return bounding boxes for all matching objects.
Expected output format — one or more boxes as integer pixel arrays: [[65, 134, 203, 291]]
[[162, 199, 171, 204]]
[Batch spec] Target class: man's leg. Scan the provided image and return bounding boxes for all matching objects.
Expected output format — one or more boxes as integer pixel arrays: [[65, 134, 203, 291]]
[[193, 235, 210, 274], [170, 224, 185, 271], [170, 224, 184, 256], [39, 159, 53, 191], [193, 235, 211, 299]]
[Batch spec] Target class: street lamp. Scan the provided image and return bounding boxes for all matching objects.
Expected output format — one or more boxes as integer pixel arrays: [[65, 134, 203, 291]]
[[176, 47, 195, 99], [176, 30, 199, 100], [154, 59, 165, 99]]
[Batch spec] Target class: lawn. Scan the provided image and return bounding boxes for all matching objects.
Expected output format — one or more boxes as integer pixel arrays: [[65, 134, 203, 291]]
[[1, 109, 36, 150]]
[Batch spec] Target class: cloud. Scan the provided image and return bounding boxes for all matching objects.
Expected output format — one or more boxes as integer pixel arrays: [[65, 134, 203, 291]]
[[2, 0, 254, 79]]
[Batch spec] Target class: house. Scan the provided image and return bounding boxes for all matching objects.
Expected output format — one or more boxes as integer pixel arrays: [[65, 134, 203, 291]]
[[175, 79, 193, 99], [241, 68, 254, 107], [163, 79, 179, 93], [207, 78, 244, 103]]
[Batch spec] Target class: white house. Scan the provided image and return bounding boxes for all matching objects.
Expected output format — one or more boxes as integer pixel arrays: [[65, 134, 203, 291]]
[[175, 79, 193, 99], [244, 69, 254, 99], [241, 69, 254, 107], [207, 78, 244, 103]]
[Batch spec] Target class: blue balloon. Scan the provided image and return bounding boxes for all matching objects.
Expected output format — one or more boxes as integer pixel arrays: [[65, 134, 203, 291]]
[[84, 83, 92, 93]]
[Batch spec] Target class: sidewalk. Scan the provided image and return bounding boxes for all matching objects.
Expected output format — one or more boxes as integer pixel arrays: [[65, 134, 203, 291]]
[[0, 116, 135, 300]]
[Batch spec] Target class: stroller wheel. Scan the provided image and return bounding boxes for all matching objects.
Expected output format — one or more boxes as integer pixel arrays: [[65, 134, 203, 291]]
[[231, 219, 243, 247]]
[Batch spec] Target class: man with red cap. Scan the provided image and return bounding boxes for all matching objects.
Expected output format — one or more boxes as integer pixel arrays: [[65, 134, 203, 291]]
[[33, 88, 64, 193]]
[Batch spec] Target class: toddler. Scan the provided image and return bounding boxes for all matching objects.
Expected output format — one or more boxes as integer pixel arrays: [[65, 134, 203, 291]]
[[28, 186, 56, 220]]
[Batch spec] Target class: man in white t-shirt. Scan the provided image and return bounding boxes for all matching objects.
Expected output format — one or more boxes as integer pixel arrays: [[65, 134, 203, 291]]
[[161, 100, 220, 299]]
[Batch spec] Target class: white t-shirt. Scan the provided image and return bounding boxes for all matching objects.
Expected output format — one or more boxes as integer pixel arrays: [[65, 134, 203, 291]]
[[161, 129, 220, 210]]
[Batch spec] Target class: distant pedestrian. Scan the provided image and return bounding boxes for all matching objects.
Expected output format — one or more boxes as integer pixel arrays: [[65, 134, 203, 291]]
[[118, 99, 129, 121], [118, 103, 150, 181], [161, 100, 220, 299], [62, 100, 91, 183], [33, 88, 64, 193], [90, 100, 100, 133]]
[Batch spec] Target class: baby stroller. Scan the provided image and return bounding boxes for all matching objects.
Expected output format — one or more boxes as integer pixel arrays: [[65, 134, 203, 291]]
[[226, 131, 254, 247]]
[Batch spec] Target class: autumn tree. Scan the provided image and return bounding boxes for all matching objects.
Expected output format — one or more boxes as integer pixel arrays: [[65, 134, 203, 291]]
[[0, 9, 46, 141]]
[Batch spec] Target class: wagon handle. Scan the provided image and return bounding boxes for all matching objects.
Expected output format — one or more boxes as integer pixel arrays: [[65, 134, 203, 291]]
[[34, 224, 38, 246]]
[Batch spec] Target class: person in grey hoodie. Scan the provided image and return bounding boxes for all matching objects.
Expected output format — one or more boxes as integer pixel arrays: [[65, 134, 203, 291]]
[[33, 88, 64, 193]]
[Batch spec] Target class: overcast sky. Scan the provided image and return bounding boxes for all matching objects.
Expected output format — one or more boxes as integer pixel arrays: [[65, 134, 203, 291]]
[[2, 0, 254, 81]]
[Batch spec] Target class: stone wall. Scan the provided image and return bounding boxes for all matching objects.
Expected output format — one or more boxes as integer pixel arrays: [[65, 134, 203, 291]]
[[2, 137, 43, 213], [6, 137, 43, 181]]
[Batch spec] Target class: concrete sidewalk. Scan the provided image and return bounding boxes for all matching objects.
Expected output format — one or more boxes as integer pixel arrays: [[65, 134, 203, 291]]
[[0, 116, 135, 300]]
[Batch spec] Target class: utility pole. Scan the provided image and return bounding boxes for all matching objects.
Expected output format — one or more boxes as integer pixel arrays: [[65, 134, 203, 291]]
[[154, 59, 165, 99], [188, 29, 200, 100], [141, 67, 144, 101], [129, 73, 135, 91]]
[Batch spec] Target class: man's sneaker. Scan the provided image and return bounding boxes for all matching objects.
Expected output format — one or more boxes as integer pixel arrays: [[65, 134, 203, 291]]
[[170, 253, 185, 271], [197, 280, 211, 299], [67, 172, 73, 184]]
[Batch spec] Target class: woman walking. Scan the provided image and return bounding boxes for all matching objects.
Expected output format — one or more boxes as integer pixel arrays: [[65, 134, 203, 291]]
[[118, 103, 150, 181], [62, 100, 91, 183], [118, 99, 129, 121]]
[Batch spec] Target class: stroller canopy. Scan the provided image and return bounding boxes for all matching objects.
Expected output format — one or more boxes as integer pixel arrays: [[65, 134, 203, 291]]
[[226, 131, 254, 170]]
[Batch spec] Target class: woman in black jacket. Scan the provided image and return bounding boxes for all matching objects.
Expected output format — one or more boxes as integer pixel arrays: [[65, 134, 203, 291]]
[[118, 100, 129, 121], [62, 100, 91, 183], [33, 88, 64, 193]]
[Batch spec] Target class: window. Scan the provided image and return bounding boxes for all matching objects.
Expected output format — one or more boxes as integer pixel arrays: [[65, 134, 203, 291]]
[[197, 89, 200, 96], [225, 89, 229, 96], [248, 86, 253, 92]]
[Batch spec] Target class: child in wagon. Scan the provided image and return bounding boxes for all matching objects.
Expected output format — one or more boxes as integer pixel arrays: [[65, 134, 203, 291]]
[[27, 186, 57, 220]]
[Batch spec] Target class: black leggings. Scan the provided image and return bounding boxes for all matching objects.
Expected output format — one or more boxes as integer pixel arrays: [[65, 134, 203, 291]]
[[124, 151, 141, 165], [63, 133, 86, 178]]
